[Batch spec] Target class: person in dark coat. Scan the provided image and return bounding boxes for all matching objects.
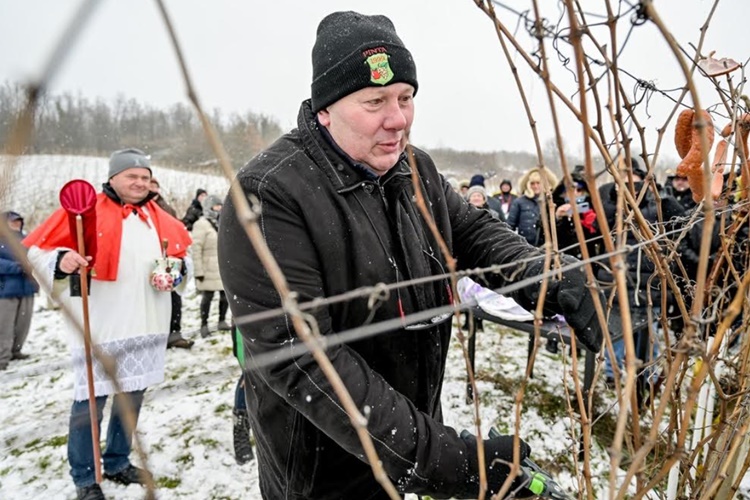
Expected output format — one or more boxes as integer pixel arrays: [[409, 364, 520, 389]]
[[0, 211, 38, 369], [547, 171, 602, 354], [181, 188, 207, 231], [218, 11, 603, 500], [596, 161, 685, 392], [552, 169, 601, 261], [493, 178, 517, 218], [670, 173, 698, 212], [149, 178, 194, 350]]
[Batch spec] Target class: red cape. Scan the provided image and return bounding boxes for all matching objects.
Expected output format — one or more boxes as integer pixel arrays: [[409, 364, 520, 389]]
[[24, 193, 191, 281]]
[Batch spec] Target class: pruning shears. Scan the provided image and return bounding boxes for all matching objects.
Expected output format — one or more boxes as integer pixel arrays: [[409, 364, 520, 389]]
[[487, 427, 574, 500]]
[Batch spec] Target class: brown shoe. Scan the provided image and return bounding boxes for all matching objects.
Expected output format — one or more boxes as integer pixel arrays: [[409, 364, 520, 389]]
[[167, 337, 194, 349]]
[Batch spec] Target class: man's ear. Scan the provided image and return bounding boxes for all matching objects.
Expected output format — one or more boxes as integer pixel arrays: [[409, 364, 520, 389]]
[[317, 109, 331, 127]]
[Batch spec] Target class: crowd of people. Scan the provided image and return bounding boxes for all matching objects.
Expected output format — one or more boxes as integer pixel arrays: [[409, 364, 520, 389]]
[[450, 157, 741, 398], [1, 8, 743, 500]]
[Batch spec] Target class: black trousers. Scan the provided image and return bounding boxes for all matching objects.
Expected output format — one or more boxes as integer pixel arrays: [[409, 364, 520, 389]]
[[200, 290, 228, 326], [170, 291, 182, 333]]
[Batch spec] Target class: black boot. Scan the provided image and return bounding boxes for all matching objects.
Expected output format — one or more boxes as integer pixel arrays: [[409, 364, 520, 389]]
[[545, 338, 559, 354], [233, 409, 255, 465]]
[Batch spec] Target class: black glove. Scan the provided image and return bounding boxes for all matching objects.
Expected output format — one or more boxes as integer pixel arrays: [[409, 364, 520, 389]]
[[460, 431, 534, 498], [514, 254, 604, 352], [196, 276, 204, 282], [556, 254, 604, 352]]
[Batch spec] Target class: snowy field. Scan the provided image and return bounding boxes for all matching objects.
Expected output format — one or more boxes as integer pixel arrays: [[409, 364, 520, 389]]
[[1, 154, 749, 499], [0, 154, 230, 228], [1, 282, 613, 499]]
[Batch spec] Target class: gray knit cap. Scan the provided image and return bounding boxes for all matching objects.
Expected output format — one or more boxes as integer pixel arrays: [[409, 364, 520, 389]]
[[108, 148, 151, 179], [203, 195, 223, 213], [203, 195, 223, 223], [466, 185, 487, 200]]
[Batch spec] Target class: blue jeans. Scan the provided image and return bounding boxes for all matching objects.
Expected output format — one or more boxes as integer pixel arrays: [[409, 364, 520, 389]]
[[605, 326, 661, 384], [68, 390, 145, 487], [235, 374, 246, 411]]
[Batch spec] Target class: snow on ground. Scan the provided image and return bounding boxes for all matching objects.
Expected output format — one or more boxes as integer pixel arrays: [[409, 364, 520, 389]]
[[3, 285, 750, 498], [0, 282, 259, 499], [1, 154, 749, 498], [0, 278, 613, 499]]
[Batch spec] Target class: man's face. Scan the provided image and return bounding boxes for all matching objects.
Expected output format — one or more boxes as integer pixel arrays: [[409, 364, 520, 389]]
[[672, 176, 689, 193], [110, 167, 151, 204], [317, 83, 415, 175], [529, 180, 541, 195], [501, 184, 511, 193]]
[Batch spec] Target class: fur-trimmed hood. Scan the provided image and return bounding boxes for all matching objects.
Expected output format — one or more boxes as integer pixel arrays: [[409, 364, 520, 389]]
[[518, 167, 559, 198]]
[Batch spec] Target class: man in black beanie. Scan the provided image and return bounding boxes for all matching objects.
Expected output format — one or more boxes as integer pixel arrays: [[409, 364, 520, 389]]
[[219, 10, 602, 500], [181, 188, 207, 231]]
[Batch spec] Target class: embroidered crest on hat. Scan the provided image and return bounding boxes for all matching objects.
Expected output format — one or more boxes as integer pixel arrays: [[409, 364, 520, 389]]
[[310, 11, 418, 113], [365, 48, 394, 85]]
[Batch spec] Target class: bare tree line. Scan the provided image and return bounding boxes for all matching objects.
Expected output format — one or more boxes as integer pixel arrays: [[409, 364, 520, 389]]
[[0, 81, 282, 170]]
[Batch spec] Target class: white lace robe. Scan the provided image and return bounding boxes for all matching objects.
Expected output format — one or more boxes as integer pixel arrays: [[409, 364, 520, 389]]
[[28, 210, 170, 400]]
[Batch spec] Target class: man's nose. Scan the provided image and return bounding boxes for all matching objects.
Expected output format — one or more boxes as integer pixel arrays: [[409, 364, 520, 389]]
[[383, 100, 407, 130]]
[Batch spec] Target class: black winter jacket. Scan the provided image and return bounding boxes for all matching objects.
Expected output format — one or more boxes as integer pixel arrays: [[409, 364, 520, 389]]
[[0, 229, 38, 299], [506, 195, 543, 246], [218, 100, 586, 499], [596, 182, 686, 306], [181, 199, 202, 231]]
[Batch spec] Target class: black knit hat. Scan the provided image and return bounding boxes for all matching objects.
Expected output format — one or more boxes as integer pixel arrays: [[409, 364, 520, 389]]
[[630, 158, 647, 180], [311, 11, 418, 113]]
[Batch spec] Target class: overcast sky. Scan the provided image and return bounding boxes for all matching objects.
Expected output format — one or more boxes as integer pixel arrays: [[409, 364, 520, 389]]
[[0, 0, 747, 160]]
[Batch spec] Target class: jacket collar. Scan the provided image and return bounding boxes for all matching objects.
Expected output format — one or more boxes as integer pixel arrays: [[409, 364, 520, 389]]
[[102, 182, 156, 206], [296, 99, 409, 191]]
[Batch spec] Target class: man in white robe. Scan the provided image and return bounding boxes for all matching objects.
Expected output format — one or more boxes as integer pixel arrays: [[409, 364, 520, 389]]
[[25, 148, 191, 500]]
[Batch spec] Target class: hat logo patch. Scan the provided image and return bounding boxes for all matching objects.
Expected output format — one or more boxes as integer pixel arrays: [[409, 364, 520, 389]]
[[365, 52, 394, 85]]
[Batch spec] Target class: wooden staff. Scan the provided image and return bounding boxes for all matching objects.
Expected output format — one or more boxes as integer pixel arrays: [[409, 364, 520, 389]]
[[76, 214, 102, 484]]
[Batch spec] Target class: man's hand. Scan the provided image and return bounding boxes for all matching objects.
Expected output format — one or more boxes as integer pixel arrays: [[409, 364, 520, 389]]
[[461, 430, 534, 498], [59, 251, 91, 274]]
